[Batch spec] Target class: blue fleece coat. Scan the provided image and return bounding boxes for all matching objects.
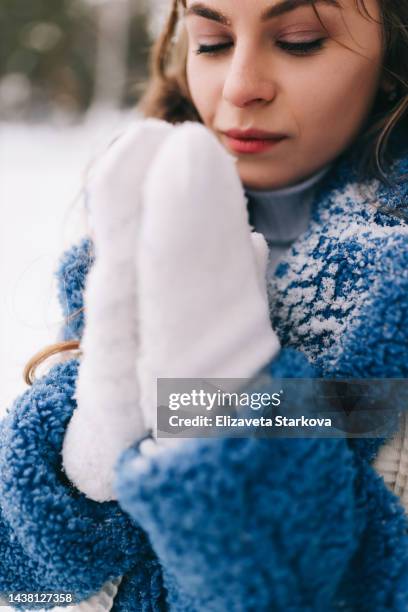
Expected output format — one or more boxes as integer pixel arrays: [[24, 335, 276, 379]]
[[0, 134, 408, 611]]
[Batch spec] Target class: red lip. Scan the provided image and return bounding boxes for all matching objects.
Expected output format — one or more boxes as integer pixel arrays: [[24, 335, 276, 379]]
[[222, 129, 287, 155], [223, 129, 287, 140]]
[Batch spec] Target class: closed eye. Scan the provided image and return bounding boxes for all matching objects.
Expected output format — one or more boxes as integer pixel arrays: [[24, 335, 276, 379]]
[[277, 38, 326, 55], [195, 38, 327, 56], [195, 42, 233, 55]]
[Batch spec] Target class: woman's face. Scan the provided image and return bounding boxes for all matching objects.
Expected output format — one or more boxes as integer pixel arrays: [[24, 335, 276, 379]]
[[184, 0, 385, 189]]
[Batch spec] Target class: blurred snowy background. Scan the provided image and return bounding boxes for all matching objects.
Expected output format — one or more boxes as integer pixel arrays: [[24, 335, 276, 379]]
[[1, 1, 170, 609], [0, 112, 133, 412], [0, 0, 170, 415]]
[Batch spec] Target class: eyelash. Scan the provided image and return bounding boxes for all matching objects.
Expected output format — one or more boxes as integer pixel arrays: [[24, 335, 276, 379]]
[[195, 38, 326, 57]]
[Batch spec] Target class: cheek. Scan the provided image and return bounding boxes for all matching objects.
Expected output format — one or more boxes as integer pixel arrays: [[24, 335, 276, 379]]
[[186, 55, 223, 124], [290, 50, 383, 135]]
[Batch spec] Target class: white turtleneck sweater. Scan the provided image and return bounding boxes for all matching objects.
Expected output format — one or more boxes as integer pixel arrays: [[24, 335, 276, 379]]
[[245, 164, 332, 281]]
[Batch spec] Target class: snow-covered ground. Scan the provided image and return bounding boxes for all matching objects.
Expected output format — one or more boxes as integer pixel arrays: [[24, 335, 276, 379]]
[[1, 110, 136, 612], [0, 111, 134, 416]]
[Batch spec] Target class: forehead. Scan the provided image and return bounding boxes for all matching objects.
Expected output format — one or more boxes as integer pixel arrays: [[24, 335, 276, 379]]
[[183, 0, 382, 33], [183, 0, 341, 13], [183, 0, 378, 18]]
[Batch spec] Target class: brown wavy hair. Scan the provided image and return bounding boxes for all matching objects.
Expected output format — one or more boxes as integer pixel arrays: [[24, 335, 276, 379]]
[[140, 0, 408, 186], [24, 0, 408, 385]]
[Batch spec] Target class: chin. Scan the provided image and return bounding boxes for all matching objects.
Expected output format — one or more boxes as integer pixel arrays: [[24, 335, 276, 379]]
[[238, 158, 303, 191], [238, 167, 287, 191]]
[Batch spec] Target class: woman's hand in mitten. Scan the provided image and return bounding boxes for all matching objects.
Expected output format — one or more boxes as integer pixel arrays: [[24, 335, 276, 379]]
[[62, 119, 174, 502], [62, 120, 281, 501], [133, 122, 281, 442]]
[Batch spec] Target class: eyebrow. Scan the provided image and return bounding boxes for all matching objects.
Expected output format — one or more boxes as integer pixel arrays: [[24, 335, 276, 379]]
[[184, 0, 342, 26]]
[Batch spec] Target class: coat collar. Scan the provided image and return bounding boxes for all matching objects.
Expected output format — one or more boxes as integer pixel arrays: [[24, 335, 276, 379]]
[[312, 130, 408, 223], [266, 136, 408, 376]]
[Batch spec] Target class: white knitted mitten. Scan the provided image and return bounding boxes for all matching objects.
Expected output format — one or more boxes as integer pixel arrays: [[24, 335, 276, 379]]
[[62, 120, 280, 500], [62, 119, 173, 502], [136, 122, 281, 443]]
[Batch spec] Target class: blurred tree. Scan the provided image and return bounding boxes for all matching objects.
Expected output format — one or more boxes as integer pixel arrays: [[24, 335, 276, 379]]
[[126, 6, 151, 107], [0, 0, 96, 117], [90, 0, 150, 111], [0, 0, 150, 120], [147, 0, 169, 39]]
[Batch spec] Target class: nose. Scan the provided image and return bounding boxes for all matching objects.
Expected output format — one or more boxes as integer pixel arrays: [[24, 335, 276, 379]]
[[222, 44, 277, 108]]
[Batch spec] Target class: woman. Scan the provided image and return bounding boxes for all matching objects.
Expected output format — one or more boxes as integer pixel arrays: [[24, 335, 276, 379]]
[[0, 0, 407, 609]]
